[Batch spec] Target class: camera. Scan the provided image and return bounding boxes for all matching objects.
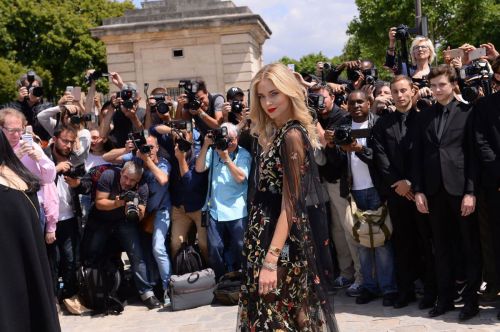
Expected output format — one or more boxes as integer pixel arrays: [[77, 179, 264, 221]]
[[179, 80, 202, 111], [150, 94, 171, 114], [413, 78, 435, 110], [333, 124, 371, 146], [116, 89, 137, 109], [308, 93, 326, 111], [334, 84, 352, 108], [128, 132, 152, 154], [25, 71, 43, 100], [231, 100, 243, 113], [63, 163, 86, 178], [165, 120, 192, 132], [70, 113, 96, 125], [176, 136, 192, 153], [459, 60, 493, 102], [119, 191, 140, 222], [395, 24, 411, 40], [85, 71, 110, 85], [351, 68, 378, 85], [207, 127, 229, 151]]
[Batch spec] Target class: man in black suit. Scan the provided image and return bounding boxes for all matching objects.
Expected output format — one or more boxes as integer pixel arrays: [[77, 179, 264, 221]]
[[372, 75, 436, 309], [412, 65, 481, 321], [474, 56, 500, 319]]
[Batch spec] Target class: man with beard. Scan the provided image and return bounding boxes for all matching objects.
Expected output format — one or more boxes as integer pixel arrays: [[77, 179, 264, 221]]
[[43, 125, 82, 302]]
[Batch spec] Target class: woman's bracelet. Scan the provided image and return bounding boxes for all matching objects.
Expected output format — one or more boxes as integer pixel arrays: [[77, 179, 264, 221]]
[[268, 245, 282, 257], [262, 261, 277, 271]]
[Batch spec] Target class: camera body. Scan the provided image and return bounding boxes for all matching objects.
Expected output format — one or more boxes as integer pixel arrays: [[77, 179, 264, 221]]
[[179, 80, 202, 111], [165, 120, 192, 132], [150, 94, 171, 114], [128, 132, 152, 154], [395, 24, 411, 40], [460, 60, 493, 102], [231, 100, 243, 113], [85, 71, 110, 85], [25, 71, 43, 100], [308, 93, 326, 112], [63, 163, 86, 178], [70, 113, 96, 125], [116, 89, 137, 109], [351, 68, 378, 85], [119, 190, 140, 222], [333, 124, 371, 146], [207, 127, 229, 151], [176, 136, 192, 152]]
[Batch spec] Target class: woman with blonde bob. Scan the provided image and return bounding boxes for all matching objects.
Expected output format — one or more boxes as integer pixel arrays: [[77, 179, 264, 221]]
[[237, 63, 338, 331]]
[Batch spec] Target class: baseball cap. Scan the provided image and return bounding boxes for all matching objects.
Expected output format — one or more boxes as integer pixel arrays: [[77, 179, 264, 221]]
[[226, 87, 244, 100]]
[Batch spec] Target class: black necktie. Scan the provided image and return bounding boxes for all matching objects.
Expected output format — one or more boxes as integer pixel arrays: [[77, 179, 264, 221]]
[[398, 112, 407, 137], [436, 106, 449, 140]]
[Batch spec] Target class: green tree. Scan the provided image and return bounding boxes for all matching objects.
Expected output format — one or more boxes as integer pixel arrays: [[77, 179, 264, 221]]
[[344, 0, 500, 70], [0, 0, 134, 104]]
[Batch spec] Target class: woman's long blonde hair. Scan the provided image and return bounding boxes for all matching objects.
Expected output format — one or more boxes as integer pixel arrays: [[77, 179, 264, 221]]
[[249, 63, 319, 149]]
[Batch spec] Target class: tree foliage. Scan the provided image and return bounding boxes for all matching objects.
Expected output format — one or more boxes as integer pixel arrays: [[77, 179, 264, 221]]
[[345, 0, 500, 68], [0, 0, 134, 104]]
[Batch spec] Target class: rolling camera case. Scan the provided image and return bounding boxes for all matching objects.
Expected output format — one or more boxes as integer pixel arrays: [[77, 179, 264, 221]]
[[169, 268, 216, 311]]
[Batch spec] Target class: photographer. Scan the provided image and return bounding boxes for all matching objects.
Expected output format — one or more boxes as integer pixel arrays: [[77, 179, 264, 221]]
[[371, 81, 396, 116], [2, 71, 53, 143], [195, 122, 251, 279], [412, 65, 480, 320], [178, 80, 224, 136], [222, 87, 253, 152], [100, 80, 146, 148], [144, 87, 176, 129], [84, 161, 161, 309], [149, 122, 209, 263], [330, 90, 398, 306], [474, 56, 500, 315], [43, 125, 84, 301]]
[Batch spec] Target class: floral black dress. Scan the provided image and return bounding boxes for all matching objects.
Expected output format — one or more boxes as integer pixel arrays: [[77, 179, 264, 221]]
[[237, 120, 338, 332]]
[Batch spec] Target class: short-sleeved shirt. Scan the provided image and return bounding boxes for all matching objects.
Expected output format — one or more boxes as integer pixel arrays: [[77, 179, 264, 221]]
[[88, 169, 148, 224], [204, 145, 251, 221], [122, 153, 171, 212]]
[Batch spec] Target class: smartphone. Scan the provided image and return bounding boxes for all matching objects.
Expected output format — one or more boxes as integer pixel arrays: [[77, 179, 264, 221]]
[[287, 63, 295, 72], [445, 48, 465, 59], [468, 47, 486, 61], [22, 133, 33, 146], [72, 86, 81, 101], [25, 125, 33, 135], [66, 86, 74, 93]]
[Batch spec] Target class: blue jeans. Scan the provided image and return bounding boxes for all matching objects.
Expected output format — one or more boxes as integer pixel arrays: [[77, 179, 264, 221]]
[[207, 216, 247, 279], [85, 220, 154, 299], [358, 242, 397, 295], [152, 208, 172, 290], [351, 187, 382, 211]]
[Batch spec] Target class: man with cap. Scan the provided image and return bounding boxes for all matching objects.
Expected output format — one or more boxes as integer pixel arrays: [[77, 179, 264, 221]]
[[222, 87, 246, 126]]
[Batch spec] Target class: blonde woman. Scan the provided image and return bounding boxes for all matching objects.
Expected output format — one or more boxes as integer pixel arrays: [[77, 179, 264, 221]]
[[237, 63, 337, 331]]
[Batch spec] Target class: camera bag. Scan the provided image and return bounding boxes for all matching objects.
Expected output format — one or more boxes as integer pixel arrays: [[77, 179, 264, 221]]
[[213, 270, 242, 305], [349, 199, 393, 248], [169, 268, 216, 311]]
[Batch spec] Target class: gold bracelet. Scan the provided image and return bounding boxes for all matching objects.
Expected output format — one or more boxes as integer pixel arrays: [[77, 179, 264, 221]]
[[262, 261, 277, 271], [268, 245, 282, 257], [267, 250, 280, 258]]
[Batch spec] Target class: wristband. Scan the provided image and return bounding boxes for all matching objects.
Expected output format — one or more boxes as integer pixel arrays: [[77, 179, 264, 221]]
[[223, 159, 230, 165], [268, 245, 282, 257], [262, 261, 277, 271]]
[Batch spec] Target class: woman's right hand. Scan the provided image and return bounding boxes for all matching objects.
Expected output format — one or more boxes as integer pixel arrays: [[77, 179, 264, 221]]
[[258, 265, 277, 296]]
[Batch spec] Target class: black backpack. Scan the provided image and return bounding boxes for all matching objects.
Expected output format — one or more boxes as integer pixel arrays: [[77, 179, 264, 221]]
[[77, 262, 124, 315], [213, 270, 242, 305], [173, 242, 204, 275]]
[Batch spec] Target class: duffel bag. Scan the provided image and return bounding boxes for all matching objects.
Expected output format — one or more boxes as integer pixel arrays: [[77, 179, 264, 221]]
[[169, 268, 216, 311], [213, 270, 242, 305]]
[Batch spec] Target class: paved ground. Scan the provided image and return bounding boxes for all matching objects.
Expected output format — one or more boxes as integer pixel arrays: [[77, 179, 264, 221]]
[[60, 289, 500, 331]]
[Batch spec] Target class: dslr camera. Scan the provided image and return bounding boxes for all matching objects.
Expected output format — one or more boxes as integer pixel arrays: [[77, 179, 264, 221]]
[[116, 88, 137, 109], [308, 93, 326, 112], [150, 94, 172, 115], [179, 80, 202, 111], [351, 68, 379, 85], [207, 127, 229, 151], [119, 190, 140, 222], [231, 100, 243, 113], [165, 120, 192, 132], [128, 131, 152, 154], [63, 163, 86, 179], [70, 113, 97, 125], [333, 124, 371, 146], [25, 70, 44, 100], [85, 71, 110, 85], [459, 60, 493, 102]]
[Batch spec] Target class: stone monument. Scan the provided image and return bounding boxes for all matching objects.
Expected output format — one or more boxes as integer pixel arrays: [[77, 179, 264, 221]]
[[91, 0, 271, 96]]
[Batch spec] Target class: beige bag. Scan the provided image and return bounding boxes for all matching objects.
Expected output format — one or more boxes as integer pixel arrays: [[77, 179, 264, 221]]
[[350, 199, 393, 248]]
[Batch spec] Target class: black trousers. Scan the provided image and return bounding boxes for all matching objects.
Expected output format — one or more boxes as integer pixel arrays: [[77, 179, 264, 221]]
[[427, 187, 482, 304], [47, 217, 80, 298], [484, 188, 500, 288], [388, 193, 435, 296]]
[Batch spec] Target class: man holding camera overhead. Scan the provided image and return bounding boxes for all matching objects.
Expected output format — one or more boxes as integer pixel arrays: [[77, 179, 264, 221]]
[[195, 122, 251, 279]]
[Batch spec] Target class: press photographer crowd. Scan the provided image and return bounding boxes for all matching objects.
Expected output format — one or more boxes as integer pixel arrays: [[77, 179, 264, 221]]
[[2, 23, 500, 331]]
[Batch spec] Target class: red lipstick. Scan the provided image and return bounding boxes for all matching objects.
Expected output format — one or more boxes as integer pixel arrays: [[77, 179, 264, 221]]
[[268, 107, 276, 113]]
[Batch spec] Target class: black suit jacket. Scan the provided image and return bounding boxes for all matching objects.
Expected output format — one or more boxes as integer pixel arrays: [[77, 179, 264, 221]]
[[412, 99, 476, 196], [474, 92, 500, 189], [372, 108, 418, 191]]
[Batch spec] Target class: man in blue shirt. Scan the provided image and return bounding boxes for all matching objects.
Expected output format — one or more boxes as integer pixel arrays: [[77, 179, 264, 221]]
[[195, 122, 251, 278]]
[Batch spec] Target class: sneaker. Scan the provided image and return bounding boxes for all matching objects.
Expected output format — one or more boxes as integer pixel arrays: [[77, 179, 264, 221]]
[[332, 276, 354, 289], [143, 295, 161, 310], [454, 281, 467, 303], [355, 288, 378, 304], [163, 290, 171, 307], [346, 282, 362, 297]]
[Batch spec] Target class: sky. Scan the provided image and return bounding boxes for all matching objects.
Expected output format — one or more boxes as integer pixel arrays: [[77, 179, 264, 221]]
[[128, 0, 358, 63]]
